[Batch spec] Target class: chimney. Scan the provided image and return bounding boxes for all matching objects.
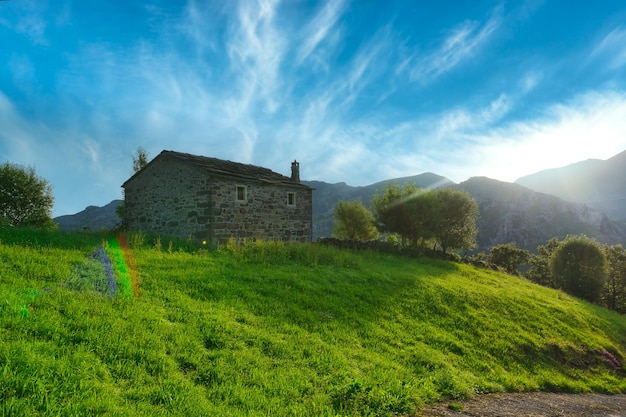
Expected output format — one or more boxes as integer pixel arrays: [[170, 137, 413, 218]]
[[291, 160, 300, 183]]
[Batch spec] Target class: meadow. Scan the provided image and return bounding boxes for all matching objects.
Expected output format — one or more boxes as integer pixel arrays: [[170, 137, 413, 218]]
[[1, 228, 625, 416]]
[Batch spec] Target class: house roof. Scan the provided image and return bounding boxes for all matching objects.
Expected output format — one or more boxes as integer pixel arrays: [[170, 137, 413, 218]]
[[123, 150, 311, 189]]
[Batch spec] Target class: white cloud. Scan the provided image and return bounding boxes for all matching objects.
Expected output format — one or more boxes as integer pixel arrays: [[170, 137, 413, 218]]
[[442, 90, 626, 182], [296, 0, 346, 64], [410, 10, 501, 82], [0, 0, 49, 45], [80, 138, 101, 166], [227, 0, 286, 114], [592, 27, 626, 69], [519, 71, 543, 93], [308, 89, 626, 186]]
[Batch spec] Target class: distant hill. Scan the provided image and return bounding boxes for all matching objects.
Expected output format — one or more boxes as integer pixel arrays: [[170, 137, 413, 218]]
[[456, 177, 626, 250], [304, 173, 454, 240], [54, 200, 123, 231], [516, 150, 626, 223], [57, 151, 626, 251], [307, 175, 626, 250]]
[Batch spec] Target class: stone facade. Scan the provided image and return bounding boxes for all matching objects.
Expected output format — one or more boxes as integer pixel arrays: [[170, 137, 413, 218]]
[[122, 151, 313, 245]]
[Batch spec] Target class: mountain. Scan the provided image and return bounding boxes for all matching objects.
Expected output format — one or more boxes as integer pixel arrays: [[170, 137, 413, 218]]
[[304, 173, 454, 240], [456, 177, 626, 250], [516, 150, 626, 223], [54, 200, 123, 231], [307, 174, 626, 250], [57, 150, 626, 251]]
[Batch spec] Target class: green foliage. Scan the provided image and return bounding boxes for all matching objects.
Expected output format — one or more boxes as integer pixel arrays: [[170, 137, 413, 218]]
[[526, 237, 626, 314], [429, 188, 478, 254], [0, 162, 55, 229], [372, 182, 425, 245], [551, 235, 607, 302], [1, 229, 626, 416], [115, 201, 125, 222], [371, 185, 478, 253], [132, 146, 150, 173], [526, 237, 561, 287], [333, 200, 379, 241], [602, 244, 626, 314], [487, 243, 530, 275]]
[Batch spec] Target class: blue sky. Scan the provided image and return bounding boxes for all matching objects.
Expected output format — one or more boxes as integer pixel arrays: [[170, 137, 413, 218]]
[[2, 1, 626, 216]]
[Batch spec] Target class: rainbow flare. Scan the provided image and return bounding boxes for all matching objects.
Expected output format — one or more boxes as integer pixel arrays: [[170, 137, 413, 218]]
[[108, 234, 140, 298]]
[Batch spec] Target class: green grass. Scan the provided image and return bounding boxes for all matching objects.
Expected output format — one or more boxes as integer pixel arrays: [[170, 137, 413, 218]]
[[1, 229, 625, 416]]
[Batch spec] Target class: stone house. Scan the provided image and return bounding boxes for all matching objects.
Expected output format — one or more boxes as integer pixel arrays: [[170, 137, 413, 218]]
[[122, 150, 313, 245]]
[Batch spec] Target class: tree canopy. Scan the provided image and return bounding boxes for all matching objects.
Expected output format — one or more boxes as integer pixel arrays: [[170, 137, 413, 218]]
[[132, 147, 149, 173], [371, 182, 425, 245], [0, 162, 55, 229], [371, 184, 478, 253], [332, 200, 378, 241], [526, 237, 561, 287], [602, 244, 626, 313], [550, 235, 606, 303], [429, 188, 478, 254], [487, 242, 530, 275]]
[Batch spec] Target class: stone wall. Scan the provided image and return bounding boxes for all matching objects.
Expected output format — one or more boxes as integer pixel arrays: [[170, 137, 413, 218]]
[[209, 177, 312, 244], [124, 156, 312, 244], [124, 157, 212, 240]]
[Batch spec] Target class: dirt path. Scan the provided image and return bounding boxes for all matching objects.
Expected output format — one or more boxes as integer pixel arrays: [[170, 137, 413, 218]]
[[419, 393, 626, 416]]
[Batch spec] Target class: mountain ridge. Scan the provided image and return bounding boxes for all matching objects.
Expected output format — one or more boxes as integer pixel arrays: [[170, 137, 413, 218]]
[[516, 150, 626, 222], [55, 151, 626, 250]]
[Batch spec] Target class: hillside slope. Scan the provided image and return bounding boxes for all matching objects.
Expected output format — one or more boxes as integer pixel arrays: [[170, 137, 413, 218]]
[[457, 177, 626, 250], [516, 150, 626, 222], [1, 229, 625, 416]]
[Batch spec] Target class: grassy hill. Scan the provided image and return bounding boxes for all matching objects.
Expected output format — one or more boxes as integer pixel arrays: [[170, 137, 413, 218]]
[[1, 229, 625, 416]]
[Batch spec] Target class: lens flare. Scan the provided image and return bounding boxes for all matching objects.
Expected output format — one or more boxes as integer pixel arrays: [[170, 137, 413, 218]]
[[108, 234, 140, 298]]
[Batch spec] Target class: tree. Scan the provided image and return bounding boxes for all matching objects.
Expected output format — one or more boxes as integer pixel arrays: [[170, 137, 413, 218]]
[[332, 200, 379, 241], [371, 182, 430, 245], [429, 188, 478, 254], [0, 162, 55, 229], [602, 244, 626, 313], [132, 147, 149, 173], [550, 235, 606, 302], [487, 242, 530, 275], [525, 237, 561, 287]]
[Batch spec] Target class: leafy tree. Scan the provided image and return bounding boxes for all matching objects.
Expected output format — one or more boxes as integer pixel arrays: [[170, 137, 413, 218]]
[[332, 200, 379, 241], [550, 235, 606, 302], [132, 146, 149, 173], [602, 244, 626, 313], [526, 237, 561, 287], [487, 242, 530, 275], [429, 188, 478, 254], [372, 182, 426, 245], [0, 162, 55, 229], [372, 185, 478, 253]]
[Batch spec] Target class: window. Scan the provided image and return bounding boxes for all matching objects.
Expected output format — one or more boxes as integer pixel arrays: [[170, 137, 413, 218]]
[[236, 185, 247, 202], [287, 192, 296, 206]]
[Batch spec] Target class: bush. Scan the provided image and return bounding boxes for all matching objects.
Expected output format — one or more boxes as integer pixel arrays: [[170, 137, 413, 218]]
[[550, 235, 606, 302], [333, 200, 379, 241], [0, 162, 55, 229]]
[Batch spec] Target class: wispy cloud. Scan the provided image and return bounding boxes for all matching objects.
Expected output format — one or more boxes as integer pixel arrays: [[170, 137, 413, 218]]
[[591, 26, 626, 69], [0, 0, 49, 45], [441, 90, 626, 182], [409, 10, 501, 82], [296, 0, 346, 65], [227, 0, 286, 114]]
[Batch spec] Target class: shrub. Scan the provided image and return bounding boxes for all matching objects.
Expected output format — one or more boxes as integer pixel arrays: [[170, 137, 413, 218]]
[[550, 235, 606, 302]]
